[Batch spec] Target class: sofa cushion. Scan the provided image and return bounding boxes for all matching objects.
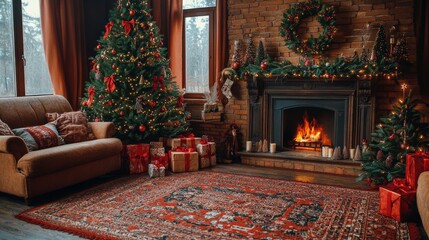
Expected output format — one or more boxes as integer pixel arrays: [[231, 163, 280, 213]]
[[0, 119, 14, 135], [17, 138, 122, 177], [46, 111, 95, 143], [12, 123, 65, 151]]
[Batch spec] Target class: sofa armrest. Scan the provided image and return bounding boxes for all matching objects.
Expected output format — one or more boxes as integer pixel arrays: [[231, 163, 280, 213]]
[[88, 122, 117, 139], [0, 136, 28, 160]]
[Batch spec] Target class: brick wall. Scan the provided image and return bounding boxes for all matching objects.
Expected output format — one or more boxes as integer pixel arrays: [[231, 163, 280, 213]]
[[190, 0, 428, 149]]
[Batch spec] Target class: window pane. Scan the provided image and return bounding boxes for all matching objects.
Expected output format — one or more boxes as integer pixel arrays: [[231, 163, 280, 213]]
[[22, 0, 52, 95], [0, 0, 17, 97], [183, 0, 216, 10], [185, 16, 209, 93]]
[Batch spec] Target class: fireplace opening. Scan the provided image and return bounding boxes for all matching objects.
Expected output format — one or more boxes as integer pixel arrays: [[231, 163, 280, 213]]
[[283, 107, 335, 150]]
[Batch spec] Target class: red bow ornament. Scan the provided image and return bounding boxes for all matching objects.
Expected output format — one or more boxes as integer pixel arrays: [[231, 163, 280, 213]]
[[104, 75, 116, 92], [122, 19, 135, 36], [87, 87, 95, 106], [104, 21, 114, 39], [152, 75, 165, 92]]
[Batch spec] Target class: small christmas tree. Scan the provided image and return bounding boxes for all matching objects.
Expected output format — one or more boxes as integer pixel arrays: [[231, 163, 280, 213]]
[[232, 40, 242, 68], [357, 84, 429, 187], [81, 0, 191, 143], [372, 25, 388, 62], [254, 40, 265, 65], [244, 36, 256, 66], [393, 35, 409, 64]]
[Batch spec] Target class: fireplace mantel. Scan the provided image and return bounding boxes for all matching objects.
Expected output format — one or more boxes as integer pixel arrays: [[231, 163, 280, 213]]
[[247, 75, 374, 149]]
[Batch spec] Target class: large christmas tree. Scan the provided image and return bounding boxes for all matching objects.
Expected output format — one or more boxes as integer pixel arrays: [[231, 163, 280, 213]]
[[81, 0, 191, 143], [357, 84, 429, 187]]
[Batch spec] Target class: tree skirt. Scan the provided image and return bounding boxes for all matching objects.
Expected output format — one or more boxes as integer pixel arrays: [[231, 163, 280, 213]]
[[16, 171, 420, 239]]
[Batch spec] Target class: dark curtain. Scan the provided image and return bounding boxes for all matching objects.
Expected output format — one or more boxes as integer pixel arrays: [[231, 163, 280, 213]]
[[40, 0, 87, 110], [415, 0, 429, 95]]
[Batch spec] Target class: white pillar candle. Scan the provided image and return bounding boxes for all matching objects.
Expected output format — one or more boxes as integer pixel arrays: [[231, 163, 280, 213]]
[[270, 143, 276, 153], [322, 146, 328, 157], [328, 148, 334, 158], [246, 141, 252, 152], [350, 149, 356, 160]]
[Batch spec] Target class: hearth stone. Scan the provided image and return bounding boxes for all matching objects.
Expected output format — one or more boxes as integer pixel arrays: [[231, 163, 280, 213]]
[[240, 151, 361, 176]]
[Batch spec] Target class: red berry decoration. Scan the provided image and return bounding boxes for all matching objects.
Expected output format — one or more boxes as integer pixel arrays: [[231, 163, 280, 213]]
[[149, 101, 156, 107], [388, 134, 396, 140], [81, 101, 88, 106], [155, 52, 161, 59], [232, 61, 240, 70], [129, 9, 135, 16], [96, 44, 102, 50], [139, 124, 146, 132], [140, 47, 145, 53], [105, 100, 112, 106], [187, 114, 192, 120], [120, 111, 125, 116], [111, 49, 116, 54], [161, 106, 167, 112], [260, 62, 268, 70], [98, 94, 104, 99], [94, 117, 100, 122], [112, 64, 117, 69]]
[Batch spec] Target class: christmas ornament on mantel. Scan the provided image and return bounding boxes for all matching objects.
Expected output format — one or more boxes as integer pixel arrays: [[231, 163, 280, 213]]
[[357, 84, 429, 188], [227, 0, 402, 82], [81, 0, 191, 143]]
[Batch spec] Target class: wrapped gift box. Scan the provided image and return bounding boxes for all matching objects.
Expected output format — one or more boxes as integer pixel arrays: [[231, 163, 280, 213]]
[[169, 151, 199, 173], [150, 147, 165, 157], [148, 164, 166, 178], [196, 142, 216, 169], [160, 137, 201, 150], [406, 153, 429, 189], [150, 142, 163, 148], [123, 144, 150, 174], [379, 183, 417, 222]]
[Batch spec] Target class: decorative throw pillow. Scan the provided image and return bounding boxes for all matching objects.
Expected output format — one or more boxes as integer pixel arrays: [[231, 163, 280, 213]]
[[12, 123, 65, 151], [0, 119, 14, 135], [46, 111, 95, 143]]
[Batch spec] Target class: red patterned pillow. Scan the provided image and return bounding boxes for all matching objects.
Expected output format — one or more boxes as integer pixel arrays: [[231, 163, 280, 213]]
[[46, 111, 95, 143], [0, 119, 14, 135], [12, 123, 65, 151]]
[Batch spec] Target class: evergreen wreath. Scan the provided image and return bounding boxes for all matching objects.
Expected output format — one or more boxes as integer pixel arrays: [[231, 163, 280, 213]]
[[280, 0, 337, 56]]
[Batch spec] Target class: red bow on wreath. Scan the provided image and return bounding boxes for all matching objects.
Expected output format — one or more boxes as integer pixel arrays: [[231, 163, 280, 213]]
[[104, 21, 114, 39], [87, 87, 95, 106], [122, 19, 135, 36], [104, 75, 116, 92], [152, 75, 165, 92]]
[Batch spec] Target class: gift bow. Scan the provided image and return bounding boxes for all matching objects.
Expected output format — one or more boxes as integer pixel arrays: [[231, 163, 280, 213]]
[[152, 75, 165, 92], [200, 139, 209, 145], [177, 133, 195, 138], [122, 19, 135, 35], [174, 146, 194, 152], [87, 87, 95, 107], [104, 75, 116, 92], [104, 21, 114, 39], [392, 178, 408, 188]]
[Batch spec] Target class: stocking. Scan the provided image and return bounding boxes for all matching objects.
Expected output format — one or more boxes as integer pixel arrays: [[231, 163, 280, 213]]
[[222, 78, 234, 99]]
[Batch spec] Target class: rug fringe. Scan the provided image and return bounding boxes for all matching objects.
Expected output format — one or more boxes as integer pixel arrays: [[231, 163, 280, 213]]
[[15, 213, 118, 240]]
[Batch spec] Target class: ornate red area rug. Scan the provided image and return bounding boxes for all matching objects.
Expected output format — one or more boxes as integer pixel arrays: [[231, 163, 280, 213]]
[[17, 171, 420, 239]]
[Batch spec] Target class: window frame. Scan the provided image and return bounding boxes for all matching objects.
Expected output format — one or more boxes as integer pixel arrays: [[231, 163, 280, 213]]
[[182, 6, 216, 99], [3, 0, 51, 97]]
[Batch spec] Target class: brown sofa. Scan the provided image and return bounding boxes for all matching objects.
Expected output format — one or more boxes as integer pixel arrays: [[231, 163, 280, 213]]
[[417, 172, 429, 236], [0, 95, 122, 201]]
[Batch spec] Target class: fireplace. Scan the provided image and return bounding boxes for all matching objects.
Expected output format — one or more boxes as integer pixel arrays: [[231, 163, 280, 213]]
[[247, 76, 374, 152]]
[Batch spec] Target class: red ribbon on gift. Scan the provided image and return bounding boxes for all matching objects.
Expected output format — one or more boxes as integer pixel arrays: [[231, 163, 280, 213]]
[[152, 75, 165, 92], [104, 21, 113, 39], [104, 75, 116, 92], [184, 152, 190, 171], [200, 139, 209, 145], [87, 87, 95, 107], [180, 137, 196, 149], [380, 184, 416, 222], [392, 178, 408, 188], [122, 19, 135, 35], [175, 146, 194, 152]]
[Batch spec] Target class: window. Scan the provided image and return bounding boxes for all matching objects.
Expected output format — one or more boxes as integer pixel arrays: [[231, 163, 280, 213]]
[[0, 0, 51, 97], [183, 0, 216, 95]]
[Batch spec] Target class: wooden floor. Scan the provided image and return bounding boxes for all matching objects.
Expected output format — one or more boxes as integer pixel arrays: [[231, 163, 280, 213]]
[[0, 163, 426, 240]]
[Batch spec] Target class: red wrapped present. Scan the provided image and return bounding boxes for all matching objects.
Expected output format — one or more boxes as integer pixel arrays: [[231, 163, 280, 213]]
[[406, 152, 429, 189], [379, 182, 417, 222], [169, 147, 198, 173], [123, 144, 150, 174], [151, 154, 168, 169], [196, 142, 216, 169]]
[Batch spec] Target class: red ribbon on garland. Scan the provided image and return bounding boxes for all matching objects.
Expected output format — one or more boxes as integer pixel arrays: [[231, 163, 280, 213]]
[[104, 75, 116, 92], [152, 75, 165, 92], [104, 21, 114, 39], [122, 19, 135, 35], [87, 87, 95, 107]]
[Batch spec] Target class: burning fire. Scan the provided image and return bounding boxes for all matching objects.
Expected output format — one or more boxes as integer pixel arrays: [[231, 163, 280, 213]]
[[294, 114, 331, 145]]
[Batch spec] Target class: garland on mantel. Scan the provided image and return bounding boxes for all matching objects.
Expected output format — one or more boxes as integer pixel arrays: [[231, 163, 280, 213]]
[[231, 54, 398, 81]]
